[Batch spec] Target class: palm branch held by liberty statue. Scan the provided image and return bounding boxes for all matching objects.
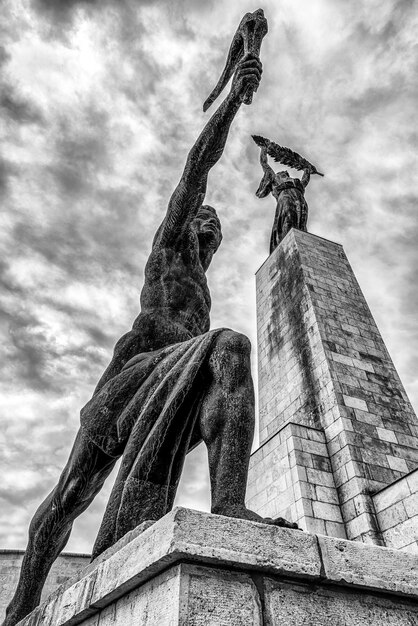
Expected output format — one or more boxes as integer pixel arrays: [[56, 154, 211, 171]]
[[3, 10, 299, 626], [253, 135, 324, 253]]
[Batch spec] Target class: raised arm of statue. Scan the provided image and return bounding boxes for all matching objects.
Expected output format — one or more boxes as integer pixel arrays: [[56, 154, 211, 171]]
[[255, 145, 274, 199], [259, 145, 275, 176], [301, 168, 311, 188], [154, 54, 262, 250]]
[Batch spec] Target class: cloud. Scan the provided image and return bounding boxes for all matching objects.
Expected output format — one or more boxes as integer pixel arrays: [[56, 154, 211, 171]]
[[1, 86, 44, 126], [31, 0, 154, 24]]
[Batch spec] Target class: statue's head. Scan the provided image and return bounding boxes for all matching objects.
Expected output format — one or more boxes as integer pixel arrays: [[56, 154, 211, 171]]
[[276, 170, 290, 183], [192, 205, 223, 270]]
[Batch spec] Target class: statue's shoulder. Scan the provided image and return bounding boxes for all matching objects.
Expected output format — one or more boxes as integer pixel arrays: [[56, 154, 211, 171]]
[[274, 179, 304, 194]]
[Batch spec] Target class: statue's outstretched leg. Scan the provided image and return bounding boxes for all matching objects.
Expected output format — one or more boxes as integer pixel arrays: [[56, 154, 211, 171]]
[[200, 329, 299, 529], [91, 391, 199, 560], [280, 208, 298, 244], [3, 430, 116, 626]]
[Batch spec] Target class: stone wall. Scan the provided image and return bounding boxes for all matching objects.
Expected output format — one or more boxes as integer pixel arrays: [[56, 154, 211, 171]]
[[248, 229, 418, 545], [16, 508, 418, 626], [0, 550, 90, 622], [373, 468, 418, 552], [247, 422, 346, 538]]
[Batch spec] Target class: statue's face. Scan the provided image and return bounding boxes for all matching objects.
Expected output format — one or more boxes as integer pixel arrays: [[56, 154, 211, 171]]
[[276, 170, 290, 182], [192, 207, 222, 269]]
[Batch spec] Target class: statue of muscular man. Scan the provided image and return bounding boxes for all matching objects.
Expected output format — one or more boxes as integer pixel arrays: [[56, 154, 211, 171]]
[[4, 14, 297, 626]]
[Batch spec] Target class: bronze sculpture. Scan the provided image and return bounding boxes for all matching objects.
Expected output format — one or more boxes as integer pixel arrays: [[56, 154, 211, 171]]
[[253, 135, 323, 253], [3, 10, 298, 626]]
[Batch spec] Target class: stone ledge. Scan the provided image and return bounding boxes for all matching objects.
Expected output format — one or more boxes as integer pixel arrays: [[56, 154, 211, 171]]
[[17, 507, 418, 625]]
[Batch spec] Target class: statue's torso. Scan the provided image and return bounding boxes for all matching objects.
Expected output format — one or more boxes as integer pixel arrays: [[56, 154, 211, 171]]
[[271, 176, 304, 200], [133, 230, 211, 352]]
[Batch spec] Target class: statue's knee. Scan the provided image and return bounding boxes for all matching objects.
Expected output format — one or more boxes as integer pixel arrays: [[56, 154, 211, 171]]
[[216, 330, 251, 358], [210, 331, 252, 387], [28, 480, 77, 535]]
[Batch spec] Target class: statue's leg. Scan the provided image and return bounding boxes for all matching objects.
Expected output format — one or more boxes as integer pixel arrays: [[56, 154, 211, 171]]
[[91, 458, 176, 561], [300, 198, 308, 232], [199, 330, 298, 528], [281, 208, 297, 241], [3, 429, 116, 626], [91, 392, 199, 560]]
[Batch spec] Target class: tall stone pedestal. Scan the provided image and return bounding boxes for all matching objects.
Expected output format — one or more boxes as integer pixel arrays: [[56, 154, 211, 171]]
[[16, 508, 418, 625], [246, 229, 418, 547]]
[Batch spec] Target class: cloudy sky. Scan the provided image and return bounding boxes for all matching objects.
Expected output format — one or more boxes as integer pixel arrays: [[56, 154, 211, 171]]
[[1, 0, 417, 554]]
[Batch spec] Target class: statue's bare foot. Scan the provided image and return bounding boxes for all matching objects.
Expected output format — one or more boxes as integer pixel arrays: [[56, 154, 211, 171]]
[[213, 505, 300, 530]]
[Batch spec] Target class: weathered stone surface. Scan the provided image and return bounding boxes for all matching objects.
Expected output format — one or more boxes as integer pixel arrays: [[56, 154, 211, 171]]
[[183, 564, 262, 625], [264, 578, 418, 625], [86, 567, 182, 626], [16, 508, 418, 626], [246, 422, 345, 536], [318, 534, 418, 596], [90, 507, 321, 608], [251, 229, 418, 545], [373, 469, 418, 552]]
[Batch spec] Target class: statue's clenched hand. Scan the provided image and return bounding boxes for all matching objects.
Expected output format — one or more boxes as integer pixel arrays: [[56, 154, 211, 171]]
[[231, 53, 263, 104]]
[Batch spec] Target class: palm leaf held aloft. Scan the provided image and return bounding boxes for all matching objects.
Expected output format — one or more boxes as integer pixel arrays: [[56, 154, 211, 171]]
[[252, 135, 324, 176]]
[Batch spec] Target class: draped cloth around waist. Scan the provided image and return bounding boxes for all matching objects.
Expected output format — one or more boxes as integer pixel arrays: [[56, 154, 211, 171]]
[[80, 328, 227, 459]]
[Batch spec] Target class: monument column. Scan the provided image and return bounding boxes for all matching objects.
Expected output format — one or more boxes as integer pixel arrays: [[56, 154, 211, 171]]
[[246, 228, 418, 544]]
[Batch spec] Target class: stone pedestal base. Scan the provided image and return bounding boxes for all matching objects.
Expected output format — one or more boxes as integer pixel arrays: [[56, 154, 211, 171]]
[[18, 508, 418, 625]]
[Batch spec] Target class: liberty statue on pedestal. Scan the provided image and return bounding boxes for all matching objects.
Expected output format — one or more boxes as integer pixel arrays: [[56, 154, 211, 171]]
[[253, 135, 324, 253]]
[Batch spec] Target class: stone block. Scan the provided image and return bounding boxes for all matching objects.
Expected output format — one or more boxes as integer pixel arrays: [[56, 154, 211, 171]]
[[293, 480, 315, 501], [387, 455, 409, 473], [324, 521, 347, 539], [382, 516, 418, 551], [400, 542, 418, 554], [316, 485, 340, 505], [373, 479, 411, 513], [300, 438, 328, 457], [312, 501, 343, 523], [344, 513, 373, 540], [306, 468, 335, 488], [301, 517, 326, 535], [376, 427, 398, 443], [406, 469, 418, 492], [377, 501, 408, 532], [404, 493, 418, 518], [318, 534, 418, 596], [89, 508, 322, 609], [264, 578, 418, 626], [354, 409, 383, 427], [184, 565, 262, 625], [343, 395, 368, 411]]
